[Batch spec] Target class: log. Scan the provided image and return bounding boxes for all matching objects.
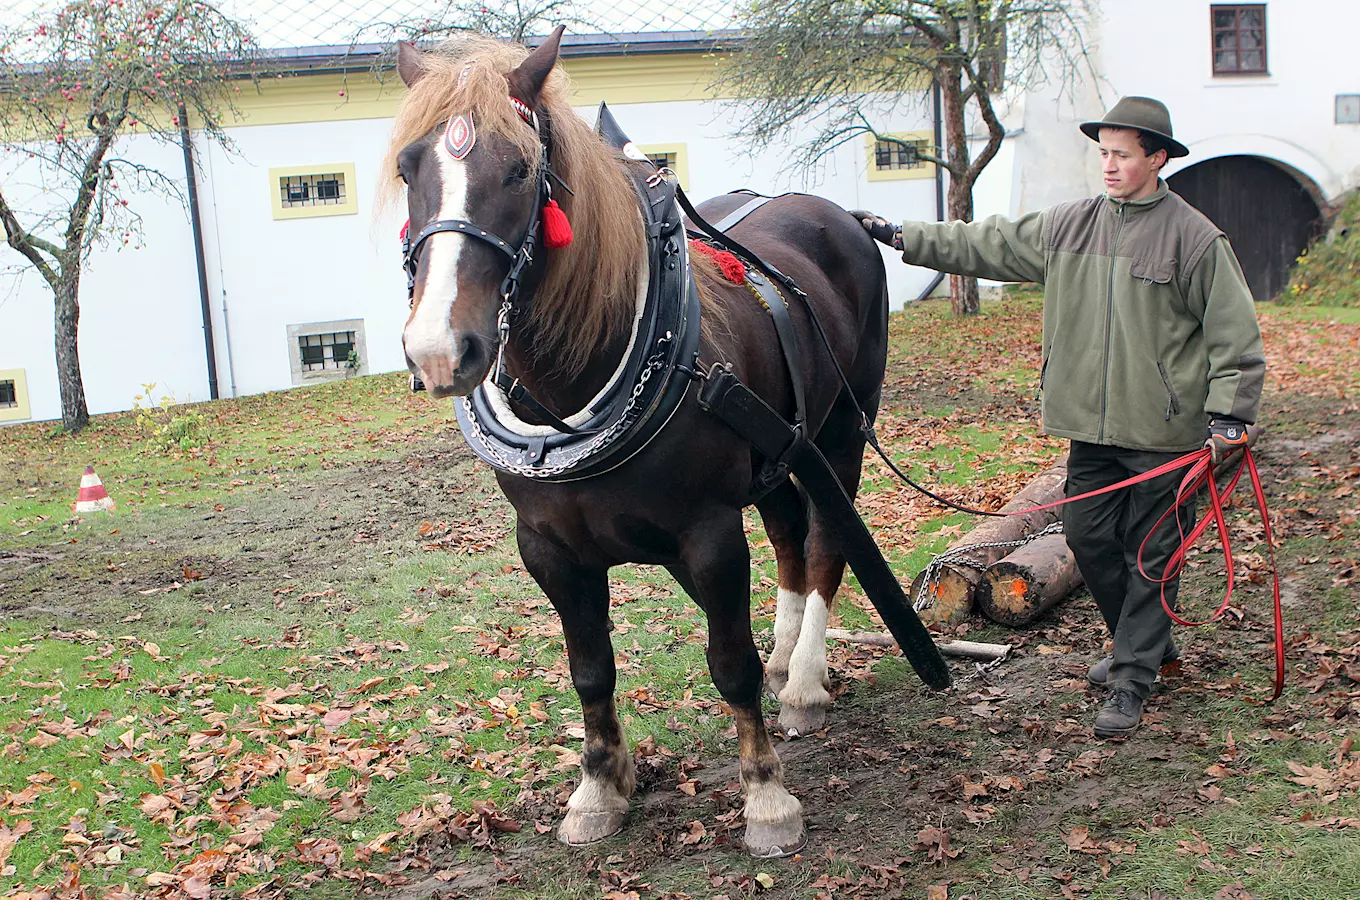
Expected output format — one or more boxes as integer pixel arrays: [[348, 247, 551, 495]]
[[825, 629, 1011, 663], [976, 533, 1084, 627], [910, 456, 1068, 626]]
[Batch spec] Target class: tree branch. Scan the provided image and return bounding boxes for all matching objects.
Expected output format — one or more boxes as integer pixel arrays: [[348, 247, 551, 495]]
[[0, 185, 61, 286]]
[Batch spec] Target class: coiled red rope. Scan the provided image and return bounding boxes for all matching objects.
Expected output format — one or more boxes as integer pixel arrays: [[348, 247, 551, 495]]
[[1013, 447, 1284, 701]]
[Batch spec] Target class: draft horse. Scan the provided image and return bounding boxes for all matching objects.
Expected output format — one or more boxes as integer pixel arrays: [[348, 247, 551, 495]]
[[390, 28, 899, 857]]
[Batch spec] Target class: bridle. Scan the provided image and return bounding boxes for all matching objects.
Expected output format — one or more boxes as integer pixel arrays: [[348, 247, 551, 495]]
[[400, 95, 593, 432], [400, 91, 556, 371]]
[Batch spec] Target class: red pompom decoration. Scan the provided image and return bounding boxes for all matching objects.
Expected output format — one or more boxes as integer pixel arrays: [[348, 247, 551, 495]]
[[689, 239, 747, 284], [541, 199, 573, 248]]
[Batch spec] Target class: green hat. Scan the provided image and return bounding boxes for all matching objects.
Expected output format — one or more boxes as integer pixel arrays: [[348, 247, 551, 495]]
[[1080, 96, 1189, 159]]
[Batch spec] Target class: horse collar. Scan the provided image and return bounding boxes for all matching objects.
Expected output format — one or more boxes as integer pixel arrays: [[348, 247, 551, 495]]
[[454, 163, 701, 481]]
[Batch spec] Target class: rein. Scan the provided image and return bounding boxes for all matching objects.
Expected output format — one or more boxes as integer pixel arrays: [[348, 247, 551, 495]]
[[677, 189, 1285, 701]]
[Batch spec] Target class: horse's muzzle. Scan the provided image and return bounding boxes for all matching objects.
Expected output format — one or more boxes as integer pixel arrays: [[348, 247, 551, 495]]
[[405, 330, 494, 398]]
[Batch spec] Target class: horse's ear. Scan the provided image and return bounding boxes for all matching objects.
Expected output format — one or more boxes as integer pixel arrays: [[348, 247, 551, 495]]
[[396, 40, 426, 88], [507, 25, 565, 107]]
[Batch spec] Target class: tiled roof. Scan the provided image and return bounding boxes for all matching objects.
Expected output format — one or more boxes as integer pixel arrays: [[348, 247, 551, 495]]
[[3, 0, 739, 51]]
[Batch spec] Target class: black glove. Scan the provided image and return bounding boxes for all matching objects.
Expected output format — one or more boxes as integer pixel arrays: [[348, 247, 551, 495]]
[[1205, 415, 1251, 465], [848, 209, 902, 250]]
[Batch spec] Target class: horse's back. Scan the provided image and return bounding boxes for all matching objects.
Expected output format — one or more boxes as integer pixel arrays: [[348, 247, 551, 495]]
[[693, 191, 890, 431]]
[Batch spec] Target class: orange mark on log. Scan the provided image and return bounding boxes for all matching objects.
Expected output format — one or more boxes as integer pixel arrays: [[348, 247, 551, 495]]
[[999, 578, 1027, 611]]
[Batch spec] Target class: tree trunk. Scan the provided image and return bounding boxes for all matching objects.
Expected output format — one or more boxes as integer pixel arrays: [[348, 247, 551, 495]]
[[976, 534, 1084, 627], [946, 176, 980, 315], [909, 458, 1068, 625], [937, 58, 981, 317], [54, 271, 89, 433]]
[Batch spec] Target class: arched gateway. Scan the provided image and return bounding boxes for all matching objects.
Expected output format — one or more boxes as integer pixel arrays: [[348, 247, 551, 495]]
[[1167, 155, 1325, 302]]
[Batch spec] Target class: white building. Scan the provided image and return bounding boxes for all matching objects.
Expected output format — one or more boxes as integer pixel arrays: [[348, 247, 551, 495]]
[[1004, 0, 1359, 301], [2, 0, 1355, 425]]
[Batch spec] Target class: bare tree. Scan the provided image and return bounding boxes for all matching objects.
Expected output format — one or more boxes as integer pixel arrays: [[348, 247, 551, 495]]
[[720, 0, 1094, 315], [359, 0, 593, 68], [0, 0, 254, 432]]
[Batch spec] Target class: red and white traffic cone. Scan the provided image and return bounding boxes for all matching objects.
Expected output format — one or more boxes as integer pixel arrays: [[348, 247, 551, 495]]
[[73, 465, 116, 513]]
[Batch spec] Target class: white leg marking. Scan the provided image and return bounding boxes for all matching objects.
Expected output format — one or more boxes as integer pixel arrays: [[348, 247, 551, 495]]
[[402, 150, 470, 369], [767, 587, 806, 676], [779, 589, 831, 709], [742, 776, 802, 826], [566, 771, 631, 817]]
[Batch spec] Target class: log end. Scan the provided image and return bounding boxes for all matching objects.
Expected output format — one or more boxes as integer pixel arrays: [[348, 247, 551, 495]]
[[912, 568, 975, 626]]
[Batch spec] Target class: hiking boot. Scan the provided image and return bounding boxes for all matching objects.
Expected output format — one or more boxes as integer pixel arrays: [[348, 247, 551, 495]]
[[1086, 645, 1180, 687], [1094, 687, 1145, 739]]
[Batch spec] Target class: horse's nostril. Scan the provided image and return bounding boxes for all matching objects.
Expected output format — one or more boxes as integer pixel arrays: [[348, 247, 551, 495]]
[[455, 333, 488, 377]]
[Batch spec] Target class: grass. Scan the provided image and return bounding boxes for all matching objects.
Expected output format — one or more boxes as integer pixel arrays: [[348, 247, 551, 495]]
[[0, 372, 450, 546], [3, 293, 1359, 897]]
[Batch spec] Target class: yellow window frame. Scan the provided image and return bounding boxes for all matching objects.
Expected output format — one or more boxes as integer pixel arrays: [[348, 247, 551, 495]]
[[0, 368, 32, 423], [270, 163, 358, 220], [866, 131, 936, 182]]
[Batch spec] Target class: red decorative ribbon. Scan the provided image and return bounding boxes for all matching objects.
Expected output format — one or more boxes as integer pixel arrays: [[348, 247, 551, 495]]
[[689, 240, 747, 284]]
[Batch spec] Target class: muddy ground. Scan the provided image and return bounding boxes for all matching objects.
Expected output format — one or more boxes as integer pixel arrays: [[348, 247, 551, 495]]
[[3, 326, 1358, 899]]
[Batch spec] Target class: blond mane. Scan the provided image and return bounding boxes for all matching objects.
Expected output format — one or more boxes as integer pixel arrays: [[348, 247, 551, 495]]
[[380, 35, 645, 377]]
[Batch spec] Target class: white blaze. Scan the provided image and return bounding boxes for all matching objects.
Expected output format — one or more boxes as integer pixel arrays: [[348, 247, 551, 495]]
[[403, 148, 470, 369]]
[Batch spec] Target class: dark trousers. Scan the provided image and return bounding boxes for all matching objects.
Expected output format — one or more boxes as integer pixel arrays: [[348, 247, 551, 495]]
[[1065, 440, 1196, 699]]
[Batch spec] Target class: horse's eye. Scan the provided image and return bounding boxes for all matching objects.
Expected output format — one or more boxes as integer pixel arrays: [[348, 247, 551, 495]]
[[503, 161, 530, 185]]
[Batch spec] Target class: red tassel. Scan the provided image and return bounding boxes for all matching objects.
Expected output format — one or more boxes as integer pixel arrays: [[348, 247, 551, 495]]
[[689, 239, 746, 284], [541, 199, 573, 248]]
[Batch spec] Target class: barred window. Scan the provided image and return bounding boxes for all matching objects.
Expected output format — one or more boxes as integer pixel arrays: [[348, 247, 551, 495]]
[[0, 380, 15, 409], [1211, 5, 1267, 75], [298, 331, 356, 372], [874, 138, 926, 171], [645, 151, 677, 170], [280, 172, 347, 208]]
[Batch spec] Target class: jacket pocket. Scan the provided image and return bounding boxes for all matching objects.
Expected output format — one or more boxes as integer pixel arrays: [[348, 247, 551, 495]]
[[1130, 258, 1175, 285], [1034, 357, 1049, 401], [1156, 359, 1181, 421]]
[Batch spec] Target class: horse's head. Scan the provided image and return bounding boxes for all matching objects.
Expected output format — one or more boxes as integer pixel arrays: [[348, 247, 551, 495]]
[[394, 27, 566, 397]]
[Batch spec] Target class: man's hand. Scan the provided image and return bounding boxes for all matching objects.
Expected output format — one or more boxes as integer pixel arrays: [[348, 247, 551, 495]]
[[848, 209, 902, 250], [1205, 416, 1258, 465]]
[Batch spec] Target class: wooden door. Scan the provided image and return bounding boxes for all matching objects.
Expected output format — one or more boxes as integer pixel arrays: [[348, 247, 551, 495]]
[[1168, 155, 1322, 301]]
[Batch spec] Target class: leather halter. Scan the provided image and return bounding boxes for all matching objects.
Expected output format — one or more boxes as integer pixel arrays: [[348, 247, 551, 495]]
[[401, 144, 548, 330]]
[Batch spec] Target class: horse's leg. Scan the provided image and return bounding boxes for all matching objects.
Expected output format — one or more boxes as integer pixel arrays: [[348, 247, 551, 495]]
[[669, 517, 806, 858], [517, 523, 634, 845], [755, 481, 809, 699], [778, 393, 873, 738]]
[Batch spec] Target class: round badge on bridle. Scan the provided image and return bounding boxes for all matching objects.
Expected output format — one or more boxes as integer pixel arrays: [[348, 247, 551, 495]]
[[445, 114, 476, 160]]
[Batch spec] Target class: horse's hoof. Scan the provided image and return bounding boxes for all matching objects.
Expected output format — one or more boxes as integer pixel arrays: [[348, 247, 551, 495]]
[[558, 808, 626, 846], [744, 818, 806, 858], [765, 671, 788, 699], [779, 704, 827, 739]]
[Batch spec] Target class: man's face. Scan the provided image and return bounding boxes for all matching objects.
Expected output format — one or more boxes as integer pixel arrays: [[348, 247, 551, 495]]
[[1098, 127, 1166, 201]]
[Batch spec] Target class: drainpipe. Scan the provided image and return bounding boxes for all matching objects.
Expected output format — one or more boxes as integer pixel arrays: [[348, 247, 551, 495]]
[[178, 101, 219, 400], [914, 77, 948, 303]]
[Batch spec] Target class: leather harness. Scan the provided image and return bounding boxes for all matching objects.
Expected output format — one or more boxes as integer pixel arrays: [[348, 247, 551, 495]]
[[402, 100, 949, 689]]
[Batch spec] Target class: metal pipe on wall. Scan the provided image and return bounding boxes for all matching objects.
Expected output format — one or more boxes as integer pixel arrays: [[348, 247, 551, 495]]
[[914, 77, 948, 304], [178, 101, 219, 401]]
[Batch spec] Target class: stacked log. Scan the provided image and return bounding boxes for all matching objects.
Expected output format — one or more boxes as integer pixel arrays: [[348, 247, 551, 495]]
[[976, 533, 1083, 626], [910, 457, 1067, 626]]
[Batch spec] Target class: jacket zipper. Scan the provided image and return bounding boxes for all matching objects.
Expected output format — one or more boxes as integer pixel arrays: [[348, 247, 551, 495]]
[[1034, 357, 1049, 401], [1097, 204, 1127, 443], [1157, 359, 1181, 421]]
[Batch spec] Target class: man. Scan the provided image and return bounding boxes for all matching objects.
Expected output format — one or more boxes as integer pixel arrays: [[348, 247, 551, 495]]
[[852, 96, 1265, 738]]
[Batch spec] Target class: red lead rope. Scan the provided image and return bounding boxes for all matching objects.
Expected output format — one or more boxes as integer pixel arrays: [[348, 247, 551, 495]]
[[1009, 447, 1285, 702]]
